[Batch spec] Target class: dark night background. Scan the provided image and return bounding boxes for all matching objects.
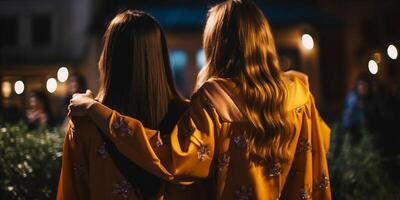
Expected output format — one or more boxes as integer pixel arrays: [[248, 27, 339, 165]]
[[0, 0, 399, 199]]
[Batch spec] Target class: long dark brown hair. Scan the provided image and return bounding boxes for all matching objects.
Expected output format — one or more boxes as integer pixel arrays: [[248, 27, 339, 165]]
[[96, 10, 185, 197], [97, 10, 184, 129], [198, 0, 293, 162]]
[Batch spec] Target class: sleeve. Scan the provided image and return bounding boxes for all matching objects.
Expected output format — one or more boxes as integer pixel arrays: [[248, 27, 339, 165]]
[[90, 91, 221, 185], [282, 95, 331, 200], [57, 120, 90, 200]]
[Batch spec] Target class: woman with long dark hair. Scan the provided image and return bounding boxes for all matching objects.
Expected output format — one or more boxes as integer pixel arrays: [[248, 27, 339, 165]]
[[26, 90, 55, 128], [69, 1, 331, 199], [57, 10, 188, 200]]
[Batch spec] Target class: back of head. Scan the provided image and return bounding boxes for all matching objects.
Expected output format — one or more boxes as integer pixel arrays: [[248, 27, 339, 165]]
[[98, 10, 181, 129], [201, 0, 293, 162]]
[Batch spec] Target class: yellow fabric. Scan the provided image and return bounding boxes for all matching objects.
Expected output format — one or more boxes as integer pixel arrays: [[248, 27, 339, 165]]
[[57, 117, 150, 200], [90, 75, 332, 200]]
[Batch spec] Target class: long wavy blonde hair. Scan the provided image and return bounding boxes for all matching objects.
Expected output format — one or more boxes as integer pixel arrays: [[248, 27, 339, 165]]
[[199, 0, 293, 162]]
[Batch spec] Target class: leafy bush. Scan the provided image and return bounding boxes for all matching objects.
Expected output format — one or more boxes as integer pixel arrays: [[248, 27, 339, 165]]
[[328, 124, 400, 200], [1, 121, 399, 199], [0, 122, 64, 200]]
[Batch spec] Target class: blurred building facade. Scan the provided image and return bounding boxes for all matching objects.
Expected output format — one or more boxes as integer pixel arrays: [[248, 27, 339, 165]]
[[1, 0, 399, 122], [0, 0, 92, 114]]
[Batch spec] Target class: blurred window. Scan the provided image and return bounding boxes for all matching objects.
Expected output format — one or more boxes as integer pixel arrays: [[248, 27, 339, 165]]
[[170, 50, 188, 71], [196, 48, 206, 70], [0, 16, 18, 46], [169, 49, 188, 93], [32, 14, 52, 46]]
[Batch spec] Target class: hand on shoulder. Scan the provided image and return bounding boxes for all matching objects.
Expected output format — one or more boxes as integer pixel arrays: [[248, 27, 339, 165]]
[[68, 90, 96, 117]]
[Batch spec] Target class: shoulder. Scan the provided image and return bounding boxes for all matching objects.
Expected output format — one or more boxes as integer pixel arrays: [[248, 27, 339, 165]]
[[193, 78, 245, 122], [284, 74, 311, 112], [284, 70, 309, 88]]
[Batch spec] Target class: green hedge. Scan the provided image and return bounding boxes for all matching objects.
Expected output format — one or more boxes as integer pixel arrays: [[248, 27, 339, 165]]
[[0, 122, 399, 199], [328, 124, 400, 199], [0, 122, 64, 200]]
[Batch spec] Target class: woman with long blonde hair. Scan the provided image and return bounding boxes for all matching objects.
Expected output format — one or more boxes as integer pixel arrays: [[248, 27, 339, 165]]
[[69, 0, 331, 199]]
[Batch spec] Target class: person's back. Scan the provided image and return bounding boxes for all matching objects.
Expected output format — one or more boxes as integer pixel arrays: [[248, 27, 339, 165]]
[[189, 74, 330, 199], [58, 10, 188, 200], [71, 72, 331, 199], [59, 117, 141, 199], [60, 101, 189, 200], [67, 1, 332, 199]]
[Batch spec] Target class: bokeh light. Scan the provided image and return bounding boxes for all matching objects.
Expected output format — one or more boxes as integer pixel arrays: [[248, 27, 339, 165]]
[[169, 50, 188, 70], [46, 78, 58, 93], [14, 81, 25, 95], [196, 49, 206, 70], [387, 45, 398, 60], [368, 60, 378, 75], [302, 34, 314, 50], [57, 67, 69, 82], [1, 81, 12, 98]]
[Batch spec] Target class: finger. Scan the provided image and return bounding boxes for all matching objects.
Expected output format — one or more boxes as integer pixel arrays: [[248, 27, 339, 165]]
[[67, 106, 71, 117], [72, 92, 86, 98], [86, 89, 94, 98]]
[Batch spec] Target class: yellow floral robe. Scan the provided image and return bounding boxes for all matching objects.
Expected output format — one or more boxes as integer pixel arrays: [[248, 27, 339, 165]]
[[57, 117, 155, 200], [88, 74, 331, 200]]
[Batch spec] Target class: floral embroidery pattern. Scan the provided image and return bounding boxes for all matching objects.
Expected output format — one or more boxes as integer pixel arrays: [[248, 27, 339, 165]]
[[235, 185, 253, 200], [197, 145, 210, 161], [218, 153, 230, 171], [316, 175, 329, 190], [72, 163, 84, 175], [112, 116, 131, 137], [296, 140, 312, 153], [300, 185, 312, 200], [96, 142, 107, 158], [268, 162, 282, 177], [233, 132, 248, 149], [112, 180, 131, 198], [156, 140, 163, 147]]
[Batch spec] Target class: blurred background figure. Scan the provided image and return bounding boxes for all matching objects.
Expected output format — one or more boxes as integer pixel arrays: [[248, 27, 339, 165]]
[[342, 74, 371, 130], [342, 73, 394, 140], [25, 90, 55, 129], [342, 74, 377, 135]]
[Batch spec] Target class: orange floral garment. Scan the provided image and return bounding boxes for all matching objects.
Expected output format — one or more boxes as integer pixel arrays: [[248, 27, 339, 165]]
[[88, 75, 331, 200], [57, 117, 152, 200]]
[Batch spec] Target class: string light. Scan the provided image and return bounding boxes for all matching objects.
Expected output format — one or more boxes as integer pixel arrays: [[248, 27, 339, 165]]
[[46, 78, 58, 93], [57, 67, 69, 82], [387, 45, 398, 60], [368, 60, 378, 75], [302, 34, 314, 50], [2, 81, 12, 98]]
